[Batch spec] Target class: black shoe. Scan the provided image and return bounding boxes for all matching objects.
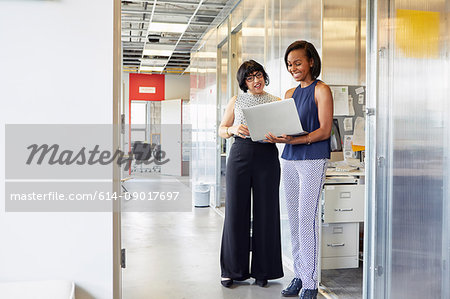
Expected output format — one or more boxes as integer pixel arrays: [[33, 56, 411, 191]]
[[299, 289, 318, 299], [281, 278, 302, 297], [221, 278, 233, 288], [255, 279, 268, 287]]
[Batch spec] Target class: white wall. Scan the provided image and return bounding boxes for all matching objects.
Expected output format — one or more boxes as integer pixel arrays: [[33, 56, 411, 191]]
[[164, 74, 190, 100], [161, 100, 182, 176], [0, 1, 114, 298]]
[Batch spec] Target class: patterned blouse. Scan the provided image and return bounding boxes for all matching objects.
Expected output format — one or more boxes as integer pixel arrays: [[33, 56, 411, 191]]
[[233, 92, 279, 126]]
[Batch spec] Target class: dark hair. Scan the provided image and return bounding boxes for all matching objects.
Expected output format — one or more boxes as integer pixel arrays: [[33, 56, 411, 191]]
[[284, 40, 321, 79], [236, 60, 269, 92]]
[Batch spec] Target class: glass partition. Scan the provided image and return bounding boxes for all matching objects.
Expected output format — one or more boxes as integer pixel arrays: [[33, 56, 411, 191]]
[[217, 39, 229, 207], [366, 0, 450, 298], [322, 0, 366, 85], [190, 30, 218, 207]]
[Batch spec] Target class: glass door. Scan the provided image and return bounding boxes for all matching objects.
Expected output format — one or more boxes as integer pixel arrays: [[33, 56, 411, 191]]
[[365, 0, 450, 298], [215, 23, 243, 209]]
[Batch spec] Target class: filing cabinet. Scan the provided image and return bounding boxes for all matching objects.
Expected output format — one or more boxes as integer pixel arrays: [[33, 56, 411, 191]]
[[321, 222, 359, 269], [322, 184, 365, 223], [320, 182, 364, 270]]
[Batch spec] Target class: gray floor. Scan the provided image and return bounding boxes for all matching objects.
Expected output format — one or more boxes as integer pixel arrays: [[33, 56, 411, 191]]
[[122, 175, 361, 299], [321, 265, 363, 298]]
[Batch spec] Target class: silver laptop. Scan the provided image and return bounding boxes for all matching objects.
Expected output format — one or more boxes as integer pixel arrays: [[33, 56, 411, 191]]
[[242, 98, 306, 142]]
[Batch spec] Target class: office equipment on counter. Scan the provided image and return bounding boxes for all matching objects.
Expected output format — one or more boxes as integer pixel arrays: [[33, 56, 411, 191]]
[[327, 158, 364, 173], [242, 98, 305, 141]]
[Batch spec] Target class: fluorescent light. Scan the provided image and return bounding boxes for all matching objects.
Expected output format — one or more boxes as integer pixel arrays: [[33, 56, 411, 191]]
[[143, 44, 176, 57], [140, 66, 165, 72], [143, 49, 173, 56], [140, 58, 168, 66], [148, 22, 188, 33]]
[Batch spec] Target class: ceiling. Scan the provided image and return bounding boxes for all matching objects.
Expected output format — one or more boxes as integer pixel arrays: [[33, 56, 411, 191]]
[[121, 0, 230, 74]]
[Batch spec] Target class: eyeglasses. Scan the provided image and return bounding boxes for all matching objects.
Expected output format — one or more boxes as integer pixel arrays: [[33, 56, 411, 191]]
[[245, 72, 263, 82]]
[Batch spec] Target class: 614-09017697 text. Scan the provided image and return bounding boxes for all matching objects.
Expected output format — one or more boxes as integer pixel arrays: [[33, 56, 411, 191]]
[[124, 191, 180, 201]]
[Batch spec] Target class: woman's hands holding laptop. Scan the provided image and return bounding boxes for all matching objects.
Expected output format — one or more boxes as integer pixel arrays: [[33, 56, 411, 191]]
[[230, 124, 250, 138], [264, 132, 294, 143]]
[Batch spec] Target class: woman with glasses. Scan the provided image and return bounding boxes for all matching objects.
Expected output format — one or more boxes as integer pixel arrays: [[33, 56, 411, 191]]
[[265, 40, 333, 299], [219, 60, 284, 288]]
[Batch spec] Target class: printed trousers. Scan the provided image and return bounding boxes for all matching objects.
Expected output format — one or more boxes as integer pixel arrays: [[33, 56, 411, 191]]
[[281, 158, 327, 289]]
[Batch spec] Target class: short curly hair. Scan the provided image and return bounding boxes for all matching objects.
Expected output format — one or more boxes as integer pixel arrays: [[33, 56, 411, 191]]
[[284, 40, 321, 79], [236, 60, 270, 93]]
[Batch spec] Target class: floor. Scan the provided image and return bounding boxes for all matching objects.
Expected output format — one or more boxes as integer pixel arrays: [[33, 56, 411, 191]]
[[321, 265, 363, 298], [121, 175, 362, 299]]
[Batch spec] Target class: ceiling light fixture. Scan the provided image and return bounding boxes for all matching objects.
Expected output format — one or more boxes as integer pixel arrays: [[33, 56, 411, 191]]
[[140, 66, 165, 72], [143, 44, 176, 57], [148, 22, 188, 33], [140, 58, 168, 66], [142, 49, 174, 56]]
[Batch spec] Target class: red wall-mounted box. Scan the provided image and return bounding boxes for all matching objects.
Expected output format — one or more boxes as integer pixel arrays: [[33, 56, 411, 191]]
[[129, 73, 165, 101]]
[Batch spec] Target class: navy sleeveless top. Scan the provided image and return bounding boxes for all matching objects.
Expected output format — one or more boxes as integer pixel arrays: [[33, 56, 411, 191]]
[[281, 80, 331, 160]]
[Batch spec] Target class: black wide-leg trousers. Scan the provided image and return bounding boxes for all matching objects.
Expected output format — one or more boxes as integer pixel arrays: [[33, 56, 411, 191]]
[[220, 137, 284, 280]]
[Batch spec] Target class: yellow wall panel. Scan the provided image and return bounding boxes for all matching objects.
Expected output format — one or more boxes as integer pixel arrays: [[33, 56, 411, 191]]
[[395, 9, 440, 58]]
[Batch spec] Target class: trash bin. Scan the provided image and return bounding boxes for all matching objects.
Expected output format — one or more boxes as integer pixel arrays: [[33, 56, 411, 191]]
[[194, 183, 210, 207]]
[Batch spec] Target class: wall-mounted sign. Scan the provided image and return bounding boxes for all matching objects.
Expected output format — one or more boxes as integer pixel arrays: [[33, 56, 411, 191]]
[[130, 73, 164, 101], [139, 86, 156, 94]]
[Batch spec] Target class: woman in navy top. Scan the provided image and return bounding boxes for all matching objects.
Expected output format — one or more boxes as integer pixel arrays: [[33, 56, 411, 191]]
[[266, 41, 333, 299]]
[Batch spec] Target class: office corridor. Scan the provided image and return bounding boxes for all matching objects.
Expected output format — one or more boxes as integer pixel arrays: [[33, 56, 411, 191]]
[[121, 176, 361, 299], [122, 206, 304, 298]]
